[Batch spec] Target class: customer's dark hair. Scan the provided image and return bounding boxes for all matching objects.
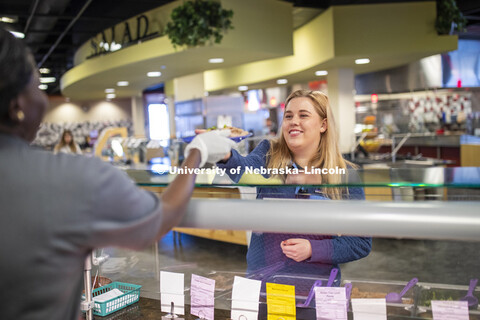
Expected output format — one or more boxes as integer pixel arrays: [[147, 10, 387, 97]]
[[0, 27, 35, 123]]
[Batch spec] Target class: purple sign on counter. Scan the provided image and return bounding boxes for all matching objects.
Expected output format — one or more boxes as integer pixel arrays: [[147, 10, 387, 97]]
[[431, 300, 469, 320], [190, 274, 215, 320]]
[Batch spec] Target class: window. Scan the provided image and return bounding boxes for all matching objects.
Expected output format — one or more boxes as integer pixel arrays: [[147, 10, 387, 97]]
[[148, 103, 170, 146]]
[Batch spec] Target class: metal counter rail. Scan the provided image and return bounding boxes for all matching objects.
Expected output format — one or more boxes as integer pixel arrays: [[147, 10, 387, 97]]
[[179, 199, 480, 241]]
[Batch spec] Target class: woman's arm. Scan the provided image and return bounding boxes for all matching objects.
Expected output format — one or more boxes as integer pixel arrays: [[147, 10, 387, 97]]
[[306, 184, 371, 264], [217, 139, 271, 183], [308, 236, 372, 264]]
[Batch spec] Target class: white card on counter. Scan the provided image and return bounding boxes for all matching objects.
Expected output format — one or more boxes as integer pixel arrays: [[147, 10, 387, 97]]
[[231, 309, 258, 320], [190, 274, 215, 320], [351, 298, 387, 320], [314, 287, 347, 320], [93, 288, 124, 303], [160, 271, 185, 315], [231, 276, 262, 320], [160, 271, 184, 294], [231, 276, 262, 311], [431, 300, 469, 320]]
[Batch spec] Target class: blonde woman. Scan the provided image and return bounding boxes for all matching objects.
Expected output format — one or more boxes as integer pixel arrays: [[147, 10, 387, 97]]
[[217, 90, 371, 288], [54, 130, 82, 155]]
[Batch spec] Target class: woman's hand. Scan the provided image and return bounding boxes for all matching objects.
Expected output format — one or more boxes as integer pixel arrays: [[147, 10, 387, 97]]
[[280, 238, 312, 262]]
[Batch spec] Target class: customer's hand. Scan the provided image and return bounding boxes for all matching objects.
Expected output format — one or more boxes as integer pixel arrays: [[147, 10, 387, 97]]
[[193, 129, 233, 162], [280, 238, 312, 262], [184, 130, 236, 167]]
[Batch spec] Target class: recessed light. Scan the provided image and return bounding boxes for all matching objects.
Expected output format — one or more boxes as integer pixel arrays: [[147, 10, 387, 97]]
[[110, 42, 122, 52], [1, 16, 16, 23], [238, 86, 248, 91], [315, 70, 328, 76], [276, 79, 288, 85], [147, 71, 162, 77], [40, 77, 56, 84], [39, 68, 50, 74], [9, 31, 24, 38], [38, 84, 48, 90], [355, 58, 370, 65], [209, 58, 224, 64], [106, 93, 116, 99], [117, 81, 129, 86], [105, 88, 115, 93]]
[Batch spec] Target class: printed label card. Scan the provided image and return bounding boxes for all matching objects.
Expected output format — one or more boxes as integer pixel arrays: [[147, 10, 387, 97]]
[[314, 286, 347, 320], [231, 276, 262, 320], [351, 298, 387, 320], [431, 300, 469, 320], [266, 283, 296, 320], [160, 271, 185, 315], [190, 274, 215, 320]]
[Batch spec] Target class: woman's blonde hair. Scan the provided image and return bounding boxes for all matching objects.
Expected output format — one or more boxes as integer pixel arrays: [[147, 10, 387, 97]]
[[54, 130, 79, 153], [267, 89, 352, 199]]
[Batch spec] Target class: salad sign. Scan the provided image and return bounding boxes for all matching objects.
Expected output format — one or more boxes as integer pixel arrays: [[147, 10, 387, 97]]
[[86, 14, 158, 59]]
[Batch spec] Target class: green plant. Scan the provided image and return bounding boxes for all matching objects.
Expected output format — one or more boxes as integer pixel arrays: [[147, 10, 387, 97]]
[[435, 0, 467, 35], [165, 0, 234, 48]]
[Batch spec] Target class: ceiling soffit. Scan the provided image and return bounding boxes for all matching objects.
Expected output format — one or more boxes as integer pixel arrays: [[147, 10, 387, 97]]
[[61, 0, 294, 100], [204, 1, 458, 92]]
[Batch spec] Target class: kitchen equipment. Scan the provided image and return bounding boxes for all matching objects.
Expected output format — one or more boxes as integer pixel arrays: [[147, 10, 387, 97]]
[[326, 268, 339, 287], [385, 277, 418, 303], [345, 283, 352, 311], [297, 280, 322, 307], [460, 278, 479, 309]]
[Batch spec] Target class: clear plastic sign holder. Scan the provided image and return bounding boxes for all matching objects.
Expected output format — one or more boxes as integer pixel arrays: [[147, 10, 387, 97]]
[[164, 301, 180, 319]]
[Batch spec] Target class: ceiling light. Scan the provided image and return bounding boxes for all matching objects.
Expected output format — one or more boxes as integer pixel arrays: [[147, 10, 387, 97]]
[[117, 81, 129, 86], [40, 77, 56, 84], [355, 58, 370, 65], [276, 79, 288, 85], [39, 68, 50, 74], [38, 84, 48, 90], [105, 88, 115, 93], [209, 58, 224, 64], [147, 71, 162, 77], [1, 16, 17, 23], [106, 93, 116, 99], [238, 85, 248, 91], [315, 70, 328, 76], [9, 31, 25, 39], [161, 65, 166, 69], [110, 42, 122, 52]]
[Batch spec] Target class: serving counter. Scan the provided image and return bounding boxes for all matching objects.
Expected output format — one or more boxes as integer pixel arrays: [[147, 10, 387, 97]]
[[85, 166, 480, 320]]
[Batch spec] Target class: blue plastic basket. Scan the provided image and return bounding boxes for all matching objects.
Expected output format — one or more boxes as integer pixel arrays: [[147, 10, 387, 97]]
[[92, 281, 142, 316]]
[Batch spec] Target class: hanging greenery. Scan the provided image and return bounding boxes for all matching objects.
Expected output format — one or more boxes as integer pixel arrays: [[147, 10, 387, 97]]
[[435, 0, 467, 35], [164, 0, 234, 48]]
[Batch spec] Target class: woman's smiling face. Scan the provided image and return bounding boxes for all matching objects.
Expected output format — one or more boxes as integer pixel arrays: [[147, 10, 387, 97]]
[[282, 97, 325, 157]]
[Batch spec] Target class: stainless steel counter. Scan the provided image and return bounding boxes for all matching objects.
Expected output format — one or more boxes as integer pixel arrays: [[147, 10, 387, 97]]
[[391, 133, 462, 147]]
